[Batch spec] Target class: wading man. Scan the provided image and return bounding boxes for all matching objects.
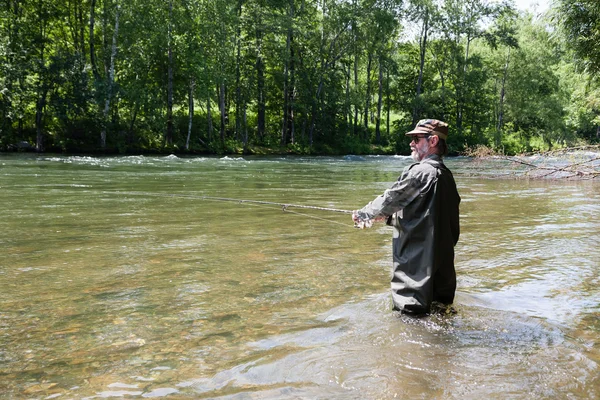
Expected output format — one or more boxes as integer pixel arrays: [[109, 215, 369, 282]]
[[352, 119, 460, 315]]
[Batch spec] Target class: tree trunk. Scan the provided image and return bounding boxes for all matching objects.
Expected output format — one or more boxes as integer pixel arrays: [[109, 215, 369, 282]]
[[102, 0, 109, 76], [496, 48, 510, 148], [364, 52, 372, 136], [128, 101, 139, 144], [281, 26, 290, 146], [376, 56, 383, 144], [456, 36, 474, 136], [386, 67, 390, 136], [166, 0, 174, 147], [289, 38, 296, 145], [219, 82, 226, 143], [3, 1, 19, 137], [301, 117, 307, 143], [78, 1, 85, 55], [35, 89, 48, 152], [186, 78, 195, 150], [352, 0, 359, 137], [345, 62, 351, 133], [67, 0, 82, 54], [281, 0, 296, 146], [34, 0, 49, 151], [100, 3, 119, 149], [353, 54, 359, 136], [207, 93, 213, 142], [431, 47, 447, 120], [256, 25, 265, 141], [235, 0, 243, 140], [243, 105, 248, 151], [89, 0, 100, 80], [413, 9, 428, 125], [309, 79, 324, 147]]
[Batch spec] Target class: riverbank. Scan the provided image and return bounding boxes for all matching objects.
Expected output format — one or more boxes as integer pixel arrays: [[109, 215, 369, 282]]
[[2, 141, 402, 157]]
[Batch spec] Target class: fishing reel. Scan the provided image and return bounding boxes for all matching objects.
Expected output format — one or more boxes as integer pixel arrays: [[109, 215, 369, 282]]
[[353, 218, 373, 229]]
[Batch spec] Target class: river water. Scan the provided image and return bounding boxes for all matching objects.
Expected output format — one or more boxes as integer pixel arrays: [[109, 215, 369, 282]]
[[0, 154, 598, 399]]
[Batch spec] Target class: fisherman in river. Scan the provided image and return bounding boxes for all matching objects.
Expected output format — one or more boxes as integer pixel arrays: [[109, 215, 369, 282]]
[[352, 119, 461, 316]]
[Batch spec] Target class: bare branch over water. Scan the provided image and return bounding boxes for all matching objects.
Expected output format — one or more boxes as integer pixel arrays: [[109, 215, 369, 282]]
[[463, 145, 600, 180]]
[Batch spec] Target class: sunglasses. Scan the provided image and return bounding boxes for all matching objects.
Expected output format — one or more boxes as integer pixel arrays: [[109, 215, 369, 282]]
[[411, 135, 430, 142]]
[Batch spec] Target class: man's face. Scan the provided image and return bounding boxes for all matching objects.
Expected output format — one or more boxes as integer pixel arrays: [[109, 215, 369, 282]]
[[410, 135, 431, 161]]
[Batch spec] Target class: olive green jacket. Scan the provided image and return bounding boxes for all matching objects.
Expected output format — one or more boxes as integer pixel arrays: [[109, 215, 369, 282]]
[[358, 154, 460, 313]]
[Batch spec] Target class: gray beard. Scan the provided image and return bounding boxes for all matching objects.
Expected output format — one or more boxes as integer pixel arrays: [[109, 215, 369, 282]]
[[412, 143, 431, 162]]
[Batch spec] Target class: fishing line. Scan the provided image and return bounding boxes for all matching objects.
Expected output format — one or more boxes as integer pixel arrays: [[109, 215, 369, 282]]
[[100, 190, 356, 227], [102, 190, 353, 214], [217, 199, 354, 229], [280, 208, 355, 228]]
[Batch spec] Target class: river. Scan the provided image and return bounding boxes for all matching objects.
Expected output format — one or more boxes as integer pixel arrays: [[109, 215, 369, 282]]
[[0, 154, 598, 399]]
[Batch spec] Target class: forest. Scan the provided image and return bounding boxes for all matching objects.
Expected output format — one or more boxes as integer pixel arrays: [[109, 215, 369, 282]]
[[1, 0, 599, 155]]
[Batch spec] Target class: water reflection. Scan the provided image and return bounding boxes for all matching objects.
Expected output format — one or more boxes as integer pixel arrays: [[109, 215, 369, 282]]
[[0, 154, 598, 398]]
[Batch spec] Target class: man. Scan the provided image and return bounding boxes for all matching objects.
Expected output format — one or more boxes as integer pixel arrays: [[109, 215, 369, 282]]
[[352, 119, 460, 315]]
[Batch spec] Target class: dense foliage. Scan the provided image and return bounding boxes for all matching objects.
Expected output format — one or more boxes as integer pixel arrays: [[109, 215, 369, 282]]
[[0, 0, 598, 155]]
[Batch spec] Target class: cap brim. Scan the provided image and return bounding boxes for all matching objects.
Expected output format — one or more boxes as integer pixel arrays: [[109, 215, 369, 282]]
[[405, 127, 431, 136], [405, 129, 448, 140]]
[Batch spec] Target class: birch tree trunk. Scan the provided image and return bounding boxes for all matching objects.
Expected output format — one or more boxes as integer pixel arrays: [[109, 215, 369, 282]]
[[100, 3, 119, 149], [431, 46, 447, 121], [235, 0, 242, 140], [166, 0, 174, 146], [345, 62, 351, 134], [186, 78, 195, 150], [386, 68, 390, 136], [414, 9, 428, 125], [496, 48, 510, 148], [281, 0, 295, 146], [289, 40, 296, 145], [89, 0, 100, 80], [353, 45, 359, 136], [376, 56, 383, 144], [364, 52, 372, 135], [256, 18, 265, 141], [281, 29, 290, 146], [35, 3, 47, 152]]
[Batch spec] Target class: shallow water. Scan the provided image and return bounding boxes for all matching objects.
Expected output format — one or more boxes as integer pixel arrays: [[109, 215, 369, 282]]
[[0, 154, 598, 399]]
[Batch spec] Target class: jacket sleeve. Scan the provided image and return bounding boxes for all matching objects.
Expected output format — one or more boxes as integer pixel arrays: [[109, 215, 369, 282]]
[[355, 167, 423, 222]]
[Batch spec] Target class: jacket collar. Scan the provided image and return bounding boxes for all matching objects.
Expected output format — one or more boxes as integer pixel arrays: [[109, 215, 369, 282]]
[[422, 154, 442, 163]]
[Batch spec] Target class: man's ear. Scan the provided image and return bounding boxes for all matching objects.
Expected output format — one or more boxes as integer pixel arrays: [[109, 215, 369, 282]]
[[430, 135, 440, 146]]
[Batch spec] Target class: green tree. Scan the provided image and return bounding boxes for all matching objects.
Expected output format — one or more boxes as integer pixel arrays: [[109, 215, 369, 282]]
[[554, 0, 600, 142], [501, 15, 566, 152], [0, 0, 598, 154], [556, 0, 600, 75]]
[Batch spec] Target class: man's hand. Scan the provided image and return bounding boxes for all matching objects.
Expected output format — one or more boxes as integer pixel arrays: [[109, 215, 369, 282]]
[[352, 211, 385, 229]]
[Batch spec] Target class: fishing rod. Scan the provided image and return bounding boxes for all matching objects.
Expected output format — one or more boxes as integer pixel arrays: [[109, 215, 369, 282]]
[[101, 190, 354, 215], [101, 190, 372, 228]]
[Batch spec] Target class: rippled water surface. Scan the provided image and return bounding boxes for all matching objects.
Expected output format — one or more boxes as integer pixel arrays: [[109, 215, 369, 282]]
[[1, 154, 598, 399]]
